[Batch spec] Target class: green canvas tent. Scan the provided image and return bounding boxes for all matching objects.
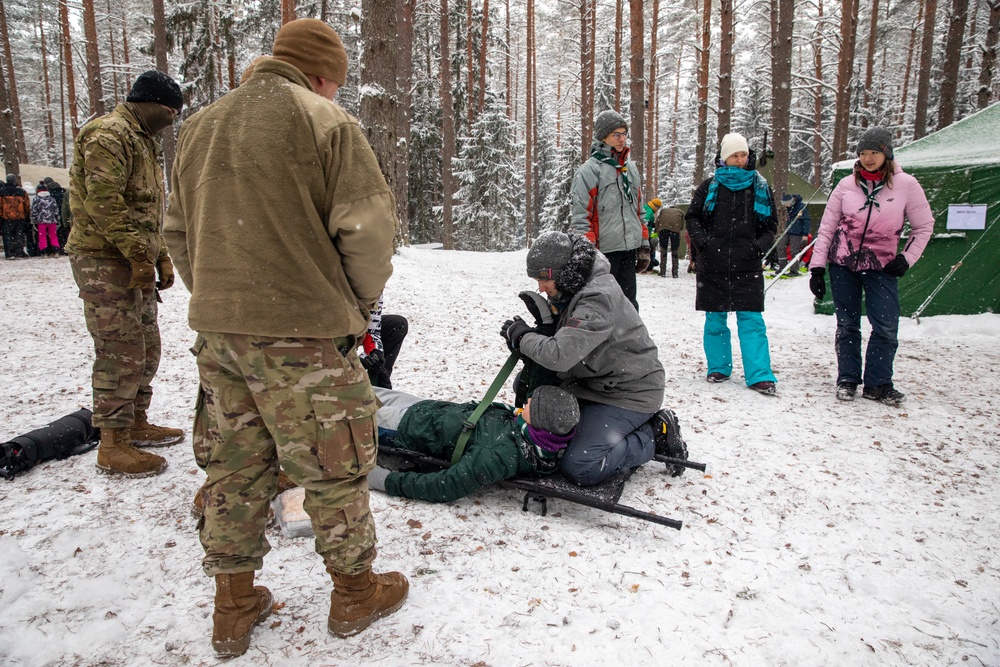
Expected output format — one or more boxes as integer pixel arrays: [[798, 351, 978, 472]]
[[755, 152, 828, 235], [815, 102, 1000, 317]]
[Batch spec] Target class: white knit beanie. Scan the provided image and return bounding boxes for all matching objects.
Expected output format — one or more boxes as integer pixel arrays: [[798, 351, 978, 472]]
[[719, 133, 749, 163]]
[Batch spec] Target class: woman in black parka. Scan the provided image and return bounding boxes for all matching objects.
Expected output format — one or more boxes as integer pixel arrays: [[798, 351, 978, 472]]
[[685, 132, 779, 396]]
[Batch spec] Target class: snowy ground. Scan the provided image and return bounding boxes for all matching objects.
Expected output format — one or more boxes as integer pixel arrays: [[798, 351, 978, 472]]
[[1, 246, 998, 667]]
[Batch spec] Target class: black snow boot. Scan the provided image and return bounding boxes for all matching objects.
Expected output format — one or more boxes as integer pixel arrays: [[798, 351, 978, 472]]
[[651, 409, 688, 477], [862, 384, 906, 407]]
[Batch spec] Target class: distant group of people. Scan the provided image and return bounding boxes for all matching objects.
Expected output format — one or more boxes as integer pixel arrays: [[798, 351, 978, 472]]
[[0, 174, 70, 259], [38, 11, 934, 660]]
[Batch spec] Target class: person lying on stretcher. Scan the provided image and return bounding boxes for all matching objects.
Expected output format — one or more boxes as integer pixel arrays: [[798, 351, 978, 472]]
[[368, 385, 580, 503]]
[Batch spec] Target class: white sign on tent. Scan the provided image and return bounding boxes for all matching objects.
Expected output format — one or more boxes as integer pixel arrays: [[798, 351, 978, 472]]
[[946, 204, 988, 230]]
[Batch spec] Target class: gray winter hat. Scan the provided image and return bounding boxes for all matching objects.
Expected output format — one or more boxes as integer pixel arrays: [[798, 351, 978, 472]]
[[594, 110, 628, 143], [856, 127, 894, 159], [526, 231, 574, 281], [529, 385, 580, 436]]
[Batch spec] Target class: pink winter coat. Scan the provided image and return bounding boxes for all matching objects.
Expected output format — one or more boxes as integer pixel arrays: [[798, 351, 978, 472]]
[[810, 162, 934, 273]]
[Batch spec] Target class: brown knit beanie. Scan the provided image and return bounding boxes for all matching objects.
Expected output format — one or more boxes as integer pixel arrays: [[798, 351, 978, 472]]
[[272, 18, 348, 86]]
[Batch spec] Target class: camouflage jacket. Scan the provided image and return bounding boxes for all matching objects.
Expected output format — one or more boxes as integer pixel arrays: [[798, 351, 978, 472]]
[[66, 103, 167, 264]]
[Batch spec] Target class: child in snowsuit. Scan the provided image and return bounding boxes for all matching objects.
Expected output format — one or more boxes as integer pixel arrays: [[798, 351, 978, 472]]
[[369, 384, 581, 503], [31, 184, 62, 255]]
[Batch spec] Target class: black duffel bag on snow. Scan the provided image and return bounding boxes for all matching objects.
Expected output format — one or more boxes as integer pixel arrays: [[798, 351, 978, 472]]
[[1, 409, 99, 480]]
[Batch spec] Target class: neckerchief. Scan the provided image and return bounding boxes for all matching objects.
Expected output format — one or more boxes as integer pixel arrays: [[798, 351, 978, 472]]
[[858, 178, 884, 211], [705, 166, 772, 219], [591, 146, 635, 203]]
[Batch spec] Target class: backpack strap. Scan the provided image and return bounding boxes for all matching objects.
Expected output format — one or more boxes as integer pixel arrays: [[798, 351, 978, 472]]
[[450, 351, 521, 466]]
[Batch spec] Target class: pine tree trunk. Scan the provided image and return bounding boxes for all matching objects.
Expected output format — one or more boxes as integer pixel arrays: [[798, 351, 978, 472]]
[[813, 0, 825, 188], [396, 0, 414, 243], [281, 0, 297, 24], [151, 0, 175, 181], [899, 2, 921, 136], [629, 0, 644, 181], [670, 52, 681, 178], [832, 0, 858, 160], [526, 0, 535, 242], [937, 0, 969, 128], [615, 0, 622, 112], [361, 0, 402, 247], [505, 0, 511, 118], [770, 0, 793, 212], [646, 0, 658, 198], [0, 58, 19, 177], [978, 0, 1000, 108], [39, 10, 56, 161], [913, 0, 938, 139], [0, 0, 26, 161], [107, 0, 119, 105], [966, 0, 982, 70], [580, 0, 592, 159], [441, 0, 456, 249], [478, 0, 489, 115], [59, 0, 79, 138], [717, 0, 734, 140], [82, 0, 105, 117], [694, 0, 711, 185], [467, 0, 475, 127], [861, 0, 879, 127]]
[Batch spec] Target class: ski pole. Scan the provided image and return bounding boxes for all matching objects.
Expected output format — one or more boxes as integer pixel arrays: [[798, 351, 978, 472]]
[[764, 237, 817, 293], [653, 454, 707, 472]]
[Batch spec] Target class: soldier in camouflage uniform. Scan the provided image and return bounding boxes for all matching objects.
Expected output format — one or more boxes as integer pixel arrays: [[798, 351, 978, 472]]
[[66, 70, 186, 478], [164, 19, 408, 657]]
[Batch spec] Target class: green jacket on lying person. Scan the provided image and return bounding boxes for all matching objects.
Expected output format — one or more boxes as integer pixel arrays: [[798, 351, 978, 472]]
[[371, 385, 580, 503]]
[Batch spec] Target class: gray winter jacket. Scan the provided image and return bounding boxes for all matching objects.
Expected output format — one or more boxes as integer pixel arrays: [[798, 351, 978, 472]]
[[570, 141, 648, 254], [518, 252, 665, 413]]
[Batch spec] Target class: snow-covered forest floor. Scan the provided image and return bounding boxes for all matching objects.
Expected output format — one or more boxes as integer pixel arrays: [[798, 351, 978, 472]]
[[1, 246, 998, 667]]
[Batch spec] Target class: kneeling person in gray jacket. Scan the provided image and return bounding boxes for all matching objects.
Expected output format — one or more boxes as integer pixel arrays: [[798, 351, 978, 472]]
[[501, 231, 675, 487]]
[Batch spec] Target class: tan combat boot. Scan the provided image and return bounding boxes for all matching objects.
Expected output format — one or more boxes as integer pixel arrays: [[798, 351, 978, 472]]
[[328, 568, 409, 637], [95, 427, 167, 478], [130, 411, 185, 448], [212, 572, 274, 658]]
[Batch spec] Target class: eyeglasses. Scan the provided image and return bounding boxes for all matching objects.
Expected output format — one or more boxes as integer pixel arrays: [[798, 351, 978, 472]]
[[610, 131, 628, 139]]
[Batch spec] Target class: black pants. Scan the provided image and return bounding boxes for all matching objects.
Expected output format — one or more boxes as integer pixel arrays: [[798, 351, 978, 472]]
[[604, 249, 638, 312], [1, 218, 28, 258], [368, 314, 409, 389]]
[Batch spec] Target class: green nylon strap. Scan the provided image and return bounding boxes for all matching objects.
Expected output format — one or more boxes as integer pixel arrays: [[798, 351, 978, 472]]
[[450, 351, 522, 466]]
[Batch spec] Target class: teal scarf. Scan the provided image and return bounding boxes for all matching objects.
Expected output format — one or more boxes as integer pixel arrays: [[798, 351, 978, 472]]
[[705, 166, 772, 219], [858, 179, 884, 211], [591, 147, 636, 204]]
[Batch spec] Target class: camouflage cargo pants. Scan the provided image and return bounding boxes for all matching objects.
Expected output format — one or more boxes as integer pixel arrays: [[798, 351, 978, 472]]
[[192, 331, 379, 578], [70, 255, 161, 429]]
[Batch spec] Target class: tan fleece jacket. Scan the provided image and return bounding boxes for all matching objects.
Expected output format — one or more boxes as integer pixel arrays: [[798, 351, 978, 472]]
[[164, 58, 395, 339]]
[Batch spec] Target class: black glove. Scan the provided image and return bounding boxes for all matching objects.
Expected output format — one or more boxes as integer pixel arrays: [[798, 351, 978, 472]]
[[883, 254, 909, 277], [360, 349, 385, 371], [501, 316, 533, 351], [518, 291, 553, 327], [809, 267, 826, 300]]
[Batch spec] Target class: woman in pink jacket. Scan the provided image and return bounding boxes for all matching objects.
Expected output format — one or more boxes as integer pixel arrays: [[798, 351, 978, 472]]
[[808, 128, 934, 407]]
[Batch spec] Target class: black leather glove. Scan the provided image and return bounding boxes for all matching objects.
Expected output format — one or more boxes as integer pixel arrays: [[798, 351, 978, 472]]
[[518, 291, 553, 327], [883, 254, 909, 277], [501, 316, 533, 351], [360, 349, 385, 372], [809, 267, 826, 300]]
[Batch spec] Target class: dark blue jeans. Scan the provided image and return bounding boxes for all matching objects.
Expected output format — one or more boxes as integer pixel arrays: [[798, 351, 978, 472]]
[[559, 400, 655, 487], [828, 263, 899, 388]]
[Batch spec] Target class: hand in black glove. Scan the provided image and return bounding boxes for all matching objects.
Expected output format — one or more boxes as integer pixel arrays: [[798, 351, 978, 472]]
[[360, 349, 385, 372], [882, 254, 910, 277], [518, 291, 553, 327], [809, 267, 826, 300], [501, 316, 534, 351]]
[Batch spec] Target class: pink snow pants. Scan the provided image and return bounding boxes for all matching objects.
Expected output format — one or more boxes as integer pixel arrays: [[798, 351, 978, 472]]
[[37, 223, 60, 251]]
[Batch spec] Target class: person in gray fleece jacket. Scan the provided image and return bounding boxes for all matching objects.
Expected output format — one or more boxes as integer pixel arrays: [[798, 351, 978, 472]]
[[501, 231, 669, 486]]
